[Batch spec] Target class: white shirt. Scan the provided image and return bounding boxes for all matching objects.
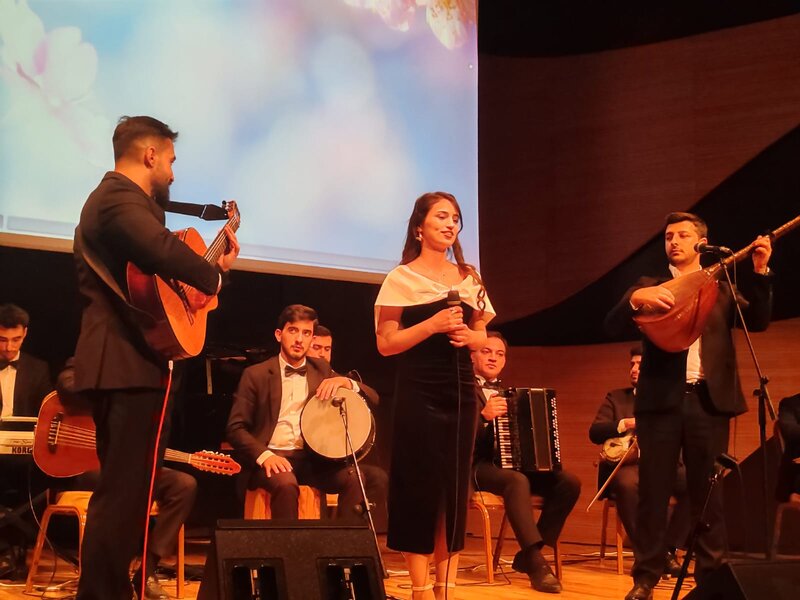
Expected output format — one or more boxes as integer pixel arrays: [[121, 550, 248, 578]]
[[0, 352, 20, 418], [669, 264, 705, 383]]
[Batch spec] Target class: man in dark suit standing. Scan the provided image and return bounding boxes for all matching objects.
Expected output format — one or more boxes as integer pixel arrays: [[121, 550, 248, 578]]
[[72, 116, 239, 600], [0, 304, 52, 419], [606, 212, 772, 600], [589, 344, 690, 577], [226, 305, 387, 520], [472, 331, 581, 594]]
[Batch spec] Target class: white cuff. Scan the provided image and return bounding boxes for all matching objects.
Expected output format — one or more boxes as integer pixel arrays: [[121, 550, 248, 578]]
[[255, 449, 274, 466]]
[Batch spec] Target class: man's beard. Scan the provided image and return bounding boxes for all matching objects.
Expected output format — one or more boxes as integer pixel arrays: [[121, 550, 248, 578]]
[[152, 181, 171, 209]]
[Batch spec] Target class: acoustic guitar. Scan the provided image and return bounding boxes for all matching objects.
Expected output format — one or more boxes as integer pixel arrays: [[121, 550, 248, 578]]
[[33, 392, 240, 478], [127, 201, 240, 359]]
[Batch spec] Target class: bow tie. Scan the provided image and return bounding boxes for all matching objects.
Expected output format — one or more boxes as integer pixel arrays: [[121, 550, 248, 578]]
[[0, 359, 19, 371], [481, 378, 502, 390], [284, 364, 307, 377]]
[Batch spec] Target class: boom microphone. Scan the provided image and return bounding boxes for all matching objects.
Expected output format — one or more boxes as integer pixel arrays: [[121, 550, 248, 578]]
[[694, 242, 733, 256]]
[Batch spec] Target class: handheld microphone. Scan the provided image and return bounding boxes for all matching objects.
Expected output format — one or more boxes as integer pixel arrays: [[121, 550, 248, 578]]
[[446, 289, 461, 307], [694, 242, 733, 256]]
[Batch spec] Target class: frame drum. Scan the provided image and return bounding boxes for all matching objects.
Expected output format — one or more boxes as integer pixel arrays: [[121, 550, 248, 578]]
[[300, 387, 375, 460]]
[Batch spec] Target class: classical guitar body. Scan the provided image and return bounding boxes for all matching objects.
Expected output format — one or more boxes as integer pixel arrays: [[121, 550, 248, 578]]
[[34, 392, 241, 477], [127, 227, 218, 359], [33, 391, 99, 477]]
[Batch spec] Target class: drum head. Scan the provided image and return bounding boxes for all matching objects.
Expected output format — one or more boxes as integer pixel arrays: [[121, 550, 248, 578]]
[[301, 387, 374, 460]]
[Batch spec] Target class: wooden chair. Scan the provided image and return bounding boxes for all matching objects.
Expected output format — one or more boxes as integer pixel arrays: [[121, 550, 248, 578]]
[[599, 498, 625, 574], [770, 424, 800, 558], [244, 486, 322, 519], [26, 492, 186, 597], [469, 491, 562, 584]]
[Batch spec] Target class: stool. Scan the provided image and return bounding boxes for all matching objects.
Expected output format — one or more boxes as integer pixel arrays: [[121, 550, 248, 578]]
[[469, 491, 562, 584], [599, 498, 625, 574], [770, 492, 800, 559], [244, 486, 322, 519], [25, 492, 186, 597]]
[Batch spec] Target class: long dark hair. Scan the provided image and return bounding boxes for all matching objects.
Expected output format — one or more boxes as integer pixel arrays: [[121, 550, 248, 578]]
[[400, 191, 487, 312]]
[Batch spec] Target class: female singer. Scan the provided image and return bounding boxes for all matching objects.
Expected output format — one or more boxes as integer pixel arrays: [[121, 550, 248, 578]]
[[375, 192, 494, 599]]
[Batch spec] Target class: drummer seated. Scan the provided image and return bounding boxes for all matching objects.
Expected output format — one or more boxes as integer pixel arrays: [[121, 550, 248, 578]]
[[225, 304, 387, 520], [589, 345, 691, 577]]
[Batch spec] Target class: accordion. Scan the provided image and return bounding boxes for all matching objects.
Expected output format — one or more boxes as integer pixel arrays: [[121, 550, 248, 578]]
[[493, 387, 562, 472]]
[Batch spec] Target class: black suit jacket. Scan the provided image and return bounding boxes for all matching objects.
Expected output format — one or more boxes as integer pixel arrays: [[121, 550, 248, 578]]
[[6, 352, 53, 416], [589, 387, 636, 491], [73, 171, 221, 391], [776, 394, 800, 501], [605, 270, 772, 416], [225, 355, 335, 482], [589, 387, 635, 445]]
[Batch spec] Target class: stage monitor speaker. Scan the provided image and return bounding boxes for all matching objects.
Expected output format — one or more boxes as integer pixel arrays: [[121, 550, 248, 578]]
[[683, 560, 800, 600], [197, 518, 386, 600]]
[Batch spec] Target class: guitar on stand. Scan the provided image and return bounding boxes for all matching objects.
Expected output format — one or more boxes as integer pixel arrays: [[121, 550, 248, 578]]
[[127, 201, 241, 359]]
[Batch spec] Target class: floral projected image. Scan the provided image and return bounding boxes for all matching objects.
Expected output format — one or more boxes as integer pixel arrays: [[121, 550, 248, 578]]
[[0, 0, 478, 277]]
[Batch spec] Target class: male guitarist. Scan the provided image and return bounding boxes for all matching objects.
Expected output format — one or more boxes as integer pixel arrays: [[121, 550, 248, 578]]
[[72, 115, 239, 600]]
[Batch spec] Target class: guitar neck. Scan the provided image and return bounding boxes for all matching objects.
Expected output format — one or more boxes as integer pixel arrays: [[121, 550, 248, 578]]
[[723, 213, 800, 268], [203, 211, 241, 266], [163, 448, 192, 465]]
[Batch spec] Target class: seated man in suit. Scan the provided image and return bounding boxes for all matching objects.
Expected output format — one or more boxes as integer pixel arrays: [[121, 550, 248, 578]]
[[226, 305, 387, 520], [0, 303, 52, 419], [308, 324, 379, 407], [472, 331, 581, 594], [0, 304, 52, 580], [776, 393, 800, 502], [589, 345, 690, 578]]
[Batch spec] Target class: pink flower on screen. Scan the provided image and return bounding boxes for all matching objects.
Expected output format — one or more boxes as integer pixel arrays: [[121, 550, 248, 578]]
[[344, 0, 475, 49], [0, 0, 105, 158]]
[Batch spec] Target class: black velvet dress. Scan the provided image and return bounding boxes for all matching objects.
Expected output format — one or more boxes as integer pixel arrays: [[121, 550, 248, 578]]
[[386, 298, 479, 554]]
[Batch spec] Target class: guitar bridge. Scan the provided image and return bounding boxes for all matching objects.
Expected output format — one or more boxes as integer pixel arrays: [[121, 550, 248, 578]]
[[47, 413, 63, 452]]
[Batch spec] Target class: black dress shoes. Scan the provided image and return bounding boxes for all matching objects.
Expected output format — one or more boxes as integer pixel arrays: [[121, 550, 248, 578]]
[[512, 549, 562, 593], [528, 563, 563, 594], [663, 551, 682, 578], [624, 582, 654, 600], [133, 572, 170, 600]]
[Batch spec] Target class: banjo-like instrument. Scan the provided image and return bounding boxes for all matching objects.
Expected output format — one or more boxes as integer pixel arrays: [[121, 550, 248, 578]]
[[300, 387, 375, 461], [634, 214, 800, 352]]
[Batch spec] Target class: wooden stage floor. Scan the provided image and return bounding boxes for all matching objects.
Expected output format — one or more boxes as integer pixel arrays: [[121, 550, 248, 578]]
[[0, 535, 698, 600]]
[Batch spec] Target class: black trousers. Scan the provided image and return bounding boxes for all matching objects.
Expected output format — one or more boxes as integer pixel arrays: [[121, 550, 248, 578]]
[[473, 461, 581, 550], [76, 466, 196, 562], [633, 385, 730, 587], [76, 388, 169, 600], [249, 450, 388, 520], [609, 463, 691, 551]]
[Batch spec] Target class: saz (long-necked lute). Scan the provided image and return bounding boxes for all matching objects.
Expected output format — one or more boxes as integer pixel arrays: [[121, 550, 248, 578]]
[[33, 392, 241, 478], [127, 201, 240, 359], [634, 214, 799, 352]]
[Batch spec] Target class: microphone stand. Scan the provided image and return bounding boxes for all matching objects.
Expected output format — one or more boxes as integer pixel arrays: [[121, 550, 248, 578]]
[[671, 457, 736, 600], [716, 255, 775, 558], [336, 397, 389, 581]]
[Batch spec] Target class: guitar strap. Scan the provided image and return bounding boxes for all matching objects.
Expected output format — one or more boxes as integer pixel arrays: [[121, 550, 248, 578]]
[[74, 227, 155, 325]]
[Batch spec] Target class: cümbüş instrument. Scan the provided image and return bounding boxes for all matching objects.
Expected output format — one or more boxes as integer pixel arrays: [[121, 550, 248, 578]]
[[634, 214, 800, 352], [600, 431, 638, 465]]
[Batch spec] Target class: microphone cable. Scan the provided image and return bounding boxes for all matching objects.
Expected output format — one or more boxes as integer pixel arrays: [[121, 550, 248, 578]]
[[139, 360, 174, 600], [444, 288, 463, 600]]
